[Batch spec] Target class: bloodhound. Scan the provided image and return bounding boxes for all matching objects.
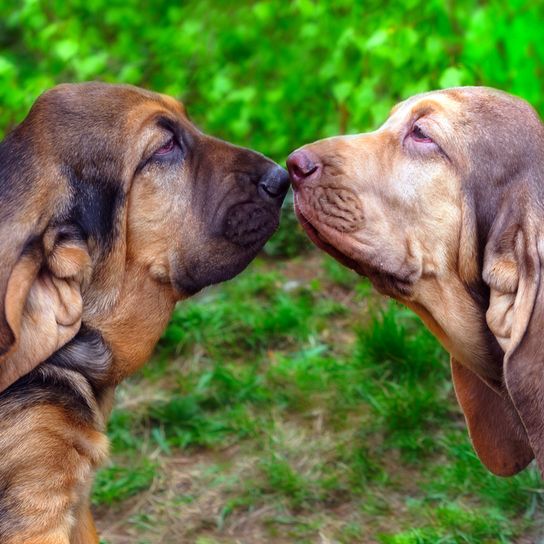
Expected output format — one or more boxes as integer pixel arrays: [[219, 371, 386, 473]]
[[288, 87, 544, 478], [0, 82, 289, 543]]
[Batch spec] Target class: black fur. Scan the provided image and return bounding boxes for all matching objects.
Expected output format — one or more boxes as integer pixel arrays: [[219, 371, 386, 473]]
[[65, 165, 123, 252], [0, 326, 112, 425]]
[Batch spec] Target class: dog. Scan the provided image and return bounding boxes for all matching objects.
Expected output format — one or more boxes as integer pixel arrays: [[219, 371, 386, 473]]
[[0, 82, 289, 543], [288, 86, 544, 478]]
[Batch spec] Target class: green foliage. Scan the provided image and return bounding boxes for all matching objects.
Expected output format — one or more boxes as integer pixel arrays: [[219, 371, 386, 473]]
[[160, 265, 327, 359], [322, 254, 360, 289], [3, 1, 543, 258], [424, 433, 544, 515], [264, 197, 312, 258], [355, 302, 447, 382]]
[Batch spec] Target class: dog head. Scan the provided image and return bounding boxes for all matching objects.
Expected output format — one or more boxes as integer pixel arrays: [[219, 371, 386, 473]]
[[289, 87, 544, 476], [0, 82, 289, 387]]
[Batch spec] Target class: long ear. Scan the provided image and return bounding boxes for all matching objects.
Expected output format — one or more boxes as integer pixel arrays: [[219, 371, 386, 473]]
[[0, 225, 91, 390], [483, 195, 544, 474], [451, 357, 534, 475], [0, 119, 92, 389], [1, 83, 132, 388], [0, 127, 58, 357]]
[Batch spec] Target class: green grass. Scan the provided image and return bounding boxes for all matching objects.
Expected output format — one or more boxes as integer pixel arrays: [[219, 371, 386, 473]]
[[93, 252, 544, 543], [93, 459, 157, 506], [378, 503, 516, 544]]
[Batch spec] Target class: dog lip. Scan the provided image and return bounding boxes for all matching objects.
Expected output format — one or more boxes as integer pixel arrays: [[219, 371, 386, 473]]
[[294, 198, 362, 273], [222, 201, 279, 248], [294, 197, 418, 297], [171, 266, 202, 297], [172, 199, 280, 296]]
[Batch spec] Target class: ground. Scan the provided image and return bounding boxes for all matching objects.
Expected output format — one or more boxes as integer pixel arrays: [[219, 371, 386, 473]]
[[93, 250, 544, 544]]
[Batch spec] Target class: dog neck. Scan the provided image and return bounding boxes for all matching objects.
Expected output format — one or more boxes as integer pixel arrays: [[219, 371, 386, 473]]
[[402, 273, 504, 389], [85, 260, 178, 385]]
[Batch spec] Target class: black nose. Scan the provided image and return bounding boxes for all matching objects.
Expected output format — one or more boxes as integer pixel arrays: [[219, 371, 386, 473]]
[[258, 166, 290, 202]]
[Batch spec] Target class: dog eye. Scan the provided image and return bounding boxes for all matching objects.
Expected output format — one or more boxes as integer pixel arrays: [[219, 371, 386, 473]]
[[153, 137, 178, 157], [410, 124, 433, 144]]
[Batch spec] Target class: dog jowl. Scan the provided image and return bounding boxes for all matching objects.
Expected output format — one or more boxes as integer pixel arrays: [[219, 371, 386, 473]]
[[0, 82, 289, 544], [288, 86, 544, 478]]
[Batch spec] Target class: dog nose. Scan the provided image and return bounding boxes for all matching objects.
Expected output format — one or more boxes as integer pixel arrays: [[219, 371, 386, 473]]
[[258, 165, 290, 202], [287, 150, 321, 188]]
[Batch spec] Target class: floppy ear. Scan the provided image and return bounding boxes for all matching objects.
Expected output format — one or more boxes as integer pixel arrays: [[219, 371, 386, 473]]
[[482, 192, 544, 474], [0, 83, 134, 389], [0, 119, 93, 390], [451, 357, 534, 475], [0, 225, 91, 390]]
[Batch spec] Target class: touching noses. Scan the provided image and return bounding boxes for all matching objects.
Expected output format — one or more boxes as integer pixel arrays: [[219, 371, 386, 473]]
[[286, 149, 322, 189]]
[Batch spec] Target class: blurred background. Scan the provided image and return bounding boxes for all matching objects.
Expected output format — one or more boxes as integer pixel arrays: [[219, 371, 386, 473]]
[[2, 1, 544, 542]]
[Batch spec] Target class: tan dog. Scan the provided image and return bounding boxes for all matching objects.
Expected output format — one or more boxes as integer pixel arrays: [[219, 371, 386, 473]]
[[288, 87, 544, 478], [0, 82, 289, 543]]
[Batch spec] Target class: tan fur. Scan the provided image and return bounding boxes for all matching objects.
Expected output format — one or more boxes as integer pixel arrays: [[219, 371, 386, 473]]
[[291, 86, 544, 476], [0, 405, 108, 544], [70, 505, 99, 544], [0, 228, 90, 389], [457, 196, 480, 285], [93, 266, 177, 383], [293, 94, 490, 377]]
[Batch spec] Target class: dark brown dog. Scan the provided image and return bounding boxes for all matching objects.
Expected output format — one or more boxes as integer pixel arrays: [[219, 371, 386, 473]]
[[288, 87, 544, 478], [0, 82, 289, 543]]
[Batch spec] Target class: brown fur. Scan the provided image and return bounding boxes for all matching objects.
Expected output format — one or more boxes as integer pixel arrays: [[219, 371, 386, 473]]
[[0, 82, 288, 542], [0, 404, 109, 543], [289, 86, 544, 477]]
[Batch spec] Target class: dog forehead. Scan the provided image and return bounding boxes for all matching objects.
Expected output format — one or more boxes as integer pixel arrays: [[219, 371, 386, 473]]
[[157, 92, 188, 117], [128, 89, 189, 123], [127, 96, 199, 144], [384, 90, 465, 130], [37, 83, 189, 130], [124, 97, 185, 131]]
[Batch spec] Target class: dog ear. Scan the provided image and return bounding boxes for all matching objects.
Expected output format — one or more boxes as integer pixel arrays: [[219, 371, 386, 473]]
[[0, 110, 94, 390], [0, 83, 137, 390], [0, 225, 91, 390], [481, 190, 544, 474], [0, 125, 60, 359], [451, 358, 534, 475]]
